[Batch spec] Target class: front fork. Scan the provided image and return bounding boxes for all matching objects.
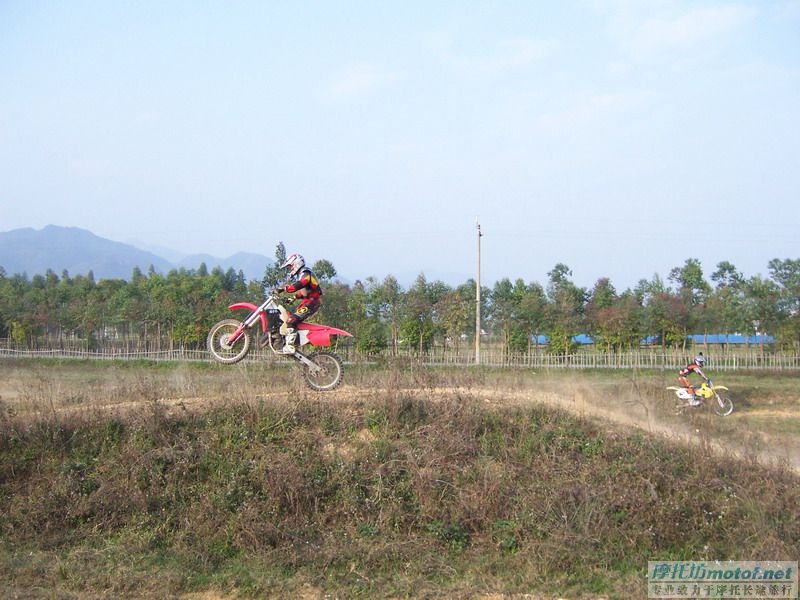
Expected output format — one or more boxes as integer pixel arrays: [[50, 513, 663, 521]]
[[228, 304, 269, 344]]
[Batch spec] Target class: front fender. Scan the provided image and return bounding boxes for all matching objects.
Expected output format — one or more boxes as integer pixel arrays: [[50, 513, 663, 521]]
[[228, 302, 267, 332]]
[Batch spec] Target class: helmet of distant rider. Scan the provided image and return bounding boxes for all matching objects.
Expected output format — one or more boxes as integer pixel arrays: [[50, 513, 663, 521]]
[[694, 354, 705, 367], [280, 253, 305, 277]]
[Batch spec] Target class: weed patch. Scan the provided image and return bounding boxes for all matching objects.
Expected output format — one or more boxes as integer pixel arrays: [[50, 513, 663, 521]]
[[1, 362, 798, 598]]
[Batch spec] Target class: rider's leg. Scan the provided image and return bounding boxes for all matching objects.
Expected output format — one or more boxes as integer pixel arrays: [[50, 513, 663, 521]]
[[687, 380, 701, 405], [279, 300, 320, 354], [278, 307, 298, 354], [678, 376, 700, 404]]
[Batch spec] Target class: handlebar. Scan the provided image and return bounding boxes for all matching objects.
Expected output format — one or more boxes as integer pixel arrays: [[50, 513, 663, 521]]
[[271, 278, 291, 295]]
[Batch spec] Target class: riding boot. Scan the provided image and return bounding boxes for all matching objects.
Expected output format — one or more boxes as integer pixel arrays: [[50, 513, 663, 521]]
[[282, 328, 297, 354], [687, 386, 701, 406]]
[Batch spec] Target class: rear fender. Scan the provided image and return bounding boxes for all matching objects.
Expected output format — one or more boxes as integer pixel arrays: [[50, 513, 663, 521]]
[[297, 323, 353, 347], [228, 302, 267, 332]]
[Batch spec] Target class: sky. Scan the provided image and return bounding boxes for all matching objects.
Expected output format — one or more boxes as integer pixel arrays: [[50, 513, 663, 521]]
[[2, 0, 799, 291]]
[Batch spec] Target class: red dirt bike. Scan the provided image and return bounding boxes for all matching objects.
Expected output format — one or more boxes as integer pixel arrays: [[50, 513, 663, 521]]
[[207, 289, 352, 391]]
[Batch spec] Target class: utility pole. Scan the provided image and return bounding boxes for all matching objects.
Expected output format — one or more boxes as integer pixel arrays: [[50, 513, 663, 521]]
[[475, 219, 482, 365]]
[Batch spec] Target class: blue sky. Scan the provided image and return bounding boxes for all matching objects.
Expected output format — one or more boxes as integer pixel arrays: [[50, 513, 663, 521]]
[[2, 1, 799, 290]]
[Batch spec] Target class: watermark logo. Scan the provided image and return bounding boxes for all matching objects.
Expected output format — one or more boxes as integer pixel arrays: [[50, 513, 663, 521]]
[[648, 561, 797, 598]]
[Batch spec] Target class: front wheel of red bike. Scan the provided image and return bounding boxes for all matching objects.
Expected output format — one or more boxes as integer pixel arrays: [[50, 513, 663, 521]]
[[207, 319, 251, 364]]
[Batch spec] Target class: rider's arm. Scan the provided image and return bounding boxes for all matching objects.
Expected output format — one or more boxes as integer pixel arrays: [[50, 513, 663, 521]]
[[286, 273, 314, 294]]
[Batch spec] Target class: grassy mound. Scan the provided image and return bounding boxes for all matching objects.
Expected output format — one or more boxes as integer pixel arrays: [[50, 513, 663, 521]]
[[1, 384, 798, 598]]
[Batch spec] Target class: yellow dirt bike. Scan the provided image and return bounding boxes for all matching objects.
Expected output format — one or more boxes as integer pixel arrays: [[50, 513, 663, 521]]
[[666, 380, 734, 416]]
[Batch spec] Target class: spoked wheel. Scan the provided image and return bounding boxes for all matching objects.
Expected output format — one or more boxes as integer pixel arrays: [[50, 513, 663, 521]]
[[711, 392, 734, 416], [207, 319, 251, 364], [301, 351, 344, 391]]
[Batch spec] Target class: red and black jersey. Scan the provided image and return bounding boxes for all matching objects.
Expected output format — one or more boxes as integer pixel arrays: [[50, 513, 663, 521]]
[[285, 268, 323, 300]]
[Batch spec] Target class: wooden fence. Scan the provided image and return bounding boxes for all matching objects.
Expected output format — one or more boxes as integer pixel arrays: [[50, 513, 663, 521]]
[[1, 344, 799, 370]]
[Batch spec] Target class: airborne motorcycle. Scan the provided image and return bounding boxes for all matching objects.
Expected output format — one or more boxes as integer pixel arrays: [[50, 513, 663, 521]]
[[666, 380, 734, 416], [207, 290, 352, 391]]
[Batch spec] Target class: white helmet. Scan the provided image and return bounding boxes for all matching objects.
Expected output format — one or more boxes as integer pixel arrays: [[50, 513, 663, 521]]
[[280, 253, 305, 277], [694, 354, 705, 367]]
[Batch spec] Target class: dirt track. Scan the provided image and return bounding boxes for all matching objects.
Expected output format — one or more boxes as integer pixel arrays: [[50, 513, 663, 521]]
[[486, 383, 800, 473]]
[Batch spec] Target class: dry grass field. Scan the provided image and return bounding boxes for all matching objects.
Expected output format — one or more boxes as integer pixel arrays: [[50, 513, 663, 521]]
[[3, 359, 797, 472], [1, 358, 798, 599]]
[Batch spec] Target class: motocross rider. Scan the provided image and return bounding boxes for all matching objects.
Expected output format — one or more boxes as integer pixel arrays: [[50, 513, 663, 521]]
[[275, 253, 322, 354], [678, 352, 709, 406]]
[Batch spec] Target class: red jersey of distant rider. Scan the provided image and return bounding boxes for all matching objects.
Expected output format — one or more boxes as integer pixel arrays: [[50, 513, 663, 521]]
[[678, 355, 707, 395], [283, 268, 322, 324]]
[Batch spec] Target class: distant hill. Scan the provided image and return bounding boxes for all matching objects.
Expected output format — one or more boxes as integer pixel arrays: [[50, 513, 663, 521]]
[[0, 225, 271, 282], [0, 225, 173, 280]]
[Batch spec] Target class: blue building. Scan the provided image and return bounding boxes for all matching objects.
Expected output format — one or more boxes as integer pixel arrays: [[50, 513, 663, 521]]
[[531, 333, 775, 346]]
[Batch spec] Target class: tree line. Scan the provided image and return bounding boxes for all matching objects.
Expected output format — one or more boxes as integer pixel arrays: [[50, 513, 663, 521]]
[[1, 244, 798, 354]]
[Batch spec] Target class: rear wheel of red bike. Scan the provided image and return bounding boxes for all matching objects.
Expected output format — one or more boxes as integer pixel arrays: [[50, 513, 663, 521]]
[[301, 351, 343, 391]]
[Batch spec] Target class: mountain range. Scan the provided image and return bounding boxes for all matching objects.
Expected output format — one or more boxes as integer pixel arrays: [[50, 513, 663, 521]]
[[0, 225, 272, 282]]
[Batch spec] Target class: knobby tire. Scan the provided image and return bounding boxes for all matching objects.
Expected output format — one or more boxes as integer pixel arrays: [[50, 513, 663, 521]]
[[301, 350, 344, 391], [207, 319, 252, 364]]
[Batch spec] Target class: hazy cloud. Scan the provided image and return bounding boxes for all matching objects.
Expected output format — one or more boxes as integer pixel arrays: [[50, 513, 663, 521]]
[[537, 91, 652, 131], [776, 0, 800, 18], [327, 63, 401, 100], [453, 37, 555, 75], [628, 5, 756, 57]]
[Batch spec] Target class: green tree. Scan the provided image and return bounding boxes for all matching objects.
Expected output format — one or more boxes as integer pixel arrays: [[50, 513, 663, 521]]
[[489, 278, 516, 352], [585, 278, 643, 351], [544, 264, 585, 355], [317, 281, 351, 331], [711, 261, 744, 289], [371, 275, 403, 355], [489, 278, 541, 353], [517, 281, 547, 351], [669, 258, 710, 306], [743, 275, 782, 348], [262, 242, 288, 290], [0, 267, 9, 337], [767, 258, 800, 348], [705, 261, 748, 341], [400, 274, 438, 353], [347, 281, 378, 351], [437, 287, 471, 351], [312, 259, 337, 282], [646, 291, 690, 349]]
